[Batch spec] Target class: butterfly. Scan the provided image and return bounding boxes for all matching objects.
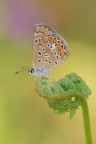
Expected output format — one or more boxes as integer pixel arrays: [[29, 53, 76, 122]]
[[16, 24, 69, 77]]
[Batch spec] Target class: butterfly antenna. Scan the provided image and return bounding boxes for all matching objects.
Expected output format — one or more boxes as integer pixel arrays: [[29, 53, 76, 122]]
[[15, 66, 32, 74], [15, 68, 29, 74], [22, 66, 31, 69]]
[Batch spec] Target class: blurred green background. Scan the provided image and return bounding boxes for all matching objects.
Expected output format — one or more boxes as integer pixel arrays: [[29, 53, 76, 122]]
[[0, 0, 96, 144]]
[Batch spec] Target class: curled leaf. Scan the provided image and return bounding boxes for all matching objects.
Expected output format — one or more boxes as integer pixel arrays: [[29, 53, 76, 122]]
[[36, 73, 91, 118]]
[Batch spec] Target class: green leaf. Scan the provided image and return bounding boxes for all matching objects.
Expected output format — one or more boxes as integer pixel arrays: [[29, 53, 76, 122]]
[[36, 73, 92, 118]]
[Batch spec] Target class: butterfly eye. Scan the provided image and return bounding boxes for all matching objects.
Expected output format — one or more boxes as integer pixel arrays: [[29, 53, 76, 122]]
[[29, 68, 34, 74]]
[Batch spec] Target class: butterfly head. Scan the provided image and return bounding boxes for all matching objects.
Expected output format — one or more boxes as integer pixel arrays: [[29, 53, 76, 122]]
[[29, 68, 49, 77], [15, 67, 49, 78], [28, 68, 35, 75]]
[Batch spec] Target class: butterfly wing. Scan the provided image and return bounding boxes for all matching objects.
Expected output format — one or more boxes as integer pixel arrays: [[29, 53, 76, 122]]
[[32, 24, 69, 71]]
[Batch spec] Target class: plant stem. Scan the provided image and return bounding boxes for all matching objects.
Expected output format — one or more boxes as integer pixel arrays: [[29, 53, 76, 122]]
[[81, 99, 92, 144]]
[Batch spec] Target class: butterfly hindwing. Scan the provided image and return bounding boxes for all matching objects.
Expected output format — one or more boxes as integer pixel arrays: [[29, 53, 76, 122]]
[[32, 24, 69, 71]]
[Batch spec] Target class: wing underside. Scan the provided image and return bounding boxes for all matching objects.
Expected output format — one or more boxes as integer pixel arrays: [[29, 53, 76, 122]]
[[32, 24, 69, 71]]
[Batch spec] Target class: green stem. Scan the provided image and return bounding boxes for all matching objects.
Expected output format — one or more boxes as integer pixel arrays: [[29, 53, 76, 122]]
[[81, 99, 92, 144]]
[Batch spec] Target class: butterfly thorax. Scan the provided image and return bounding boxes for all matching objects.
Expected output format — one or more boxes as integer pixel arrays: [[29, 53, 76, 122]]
[[29, 68, 49, 77]]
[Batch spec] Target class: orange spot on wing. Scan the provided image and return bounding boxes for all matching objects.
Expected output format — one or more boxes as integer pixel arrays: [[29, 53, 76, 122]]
[[39, 40, 43, 46], [43, 38, 48, 43], [52, 38, 57, 43], [48, 37, 53, 41], [49, 37, 56, 43], [58, 46, 63, 51], [43, 29, 48, 35], [55, 41, 61, 46], [60, 51, 65, 60]]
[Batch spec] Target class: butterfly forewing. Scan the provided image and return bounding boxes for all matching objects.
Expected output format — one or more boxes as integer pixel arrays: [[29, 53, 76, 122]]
[[32, 24, 69, 71]]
